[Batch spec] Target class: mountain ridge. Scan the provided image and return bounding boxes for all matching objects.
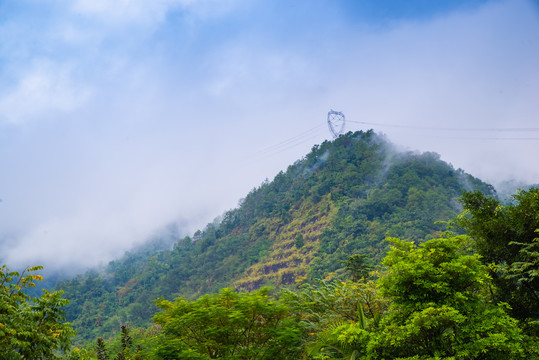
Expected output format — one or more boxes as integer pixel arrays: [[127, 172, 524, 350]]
[[56, 129, 496, 343]]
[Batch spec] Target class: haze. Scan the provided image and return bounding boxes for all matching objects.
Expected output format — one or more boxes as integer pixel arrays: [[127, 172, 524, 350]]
[[0, 0, 538, 273]]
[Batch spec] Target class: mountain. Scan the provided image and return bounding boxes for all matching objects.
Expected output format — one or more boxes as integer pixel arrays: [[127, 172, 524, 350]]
[[56, 130, 495, 343]]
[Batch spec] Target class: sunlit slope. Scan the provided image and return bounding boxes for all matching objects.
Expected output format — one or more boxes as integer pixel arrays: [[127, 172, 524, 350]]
[[57, 130, 495, 342]]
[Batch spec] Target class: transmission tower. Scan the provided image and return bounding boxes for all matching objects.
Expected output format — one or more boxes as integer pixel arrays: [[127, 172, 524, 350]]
[[327, 110, 345, 138]]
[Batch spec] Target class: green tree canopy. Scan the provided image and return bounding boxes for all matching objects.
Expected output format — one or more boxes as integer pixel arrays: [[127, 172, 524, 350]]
[[282, 278, 385, 360], [0, 265, 75, 359], [369, 236, 527, 359], [152, 287, 304, 360], [456, 188, 539, 333]]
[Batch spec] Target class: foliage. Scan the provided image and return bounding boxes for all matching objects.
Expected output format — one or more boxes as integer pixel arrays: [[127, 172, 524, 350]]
[[369, 236, 527, 359], [305, 289, 370, 360], [70, 234, 536, 359], [455, 188, 539, 334], [55, 130, 494, 342], [90, 326, 143, 360], [282, 274, 386, 360], [282, 237, 532, 359], [0, 264, 75, 359], [308, 320, 369, 360], [282, 277, 386, 332], [152, 287, 304, 360], [343, 254, 373, 282], [294, 233, 305, 249], [96, 338, 109, 360], [62, 324, 157, 360]]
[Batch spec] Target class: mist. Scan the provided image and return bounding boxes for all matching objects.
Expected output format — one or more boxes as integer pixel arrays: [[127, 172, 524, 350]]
[[0, 0, 538, 273]]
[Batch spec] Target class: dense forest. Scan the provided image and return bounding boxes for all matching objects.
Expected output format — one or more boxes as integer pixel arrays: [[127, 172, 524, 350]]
[[55, 131, 494, 342], [2, 130, 538, 359]]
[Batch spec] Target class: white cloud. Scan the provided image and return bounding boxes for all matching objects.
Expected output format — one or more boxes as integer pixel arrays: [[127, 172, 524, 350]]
[[1, 0, 538, 273], [320, 0, 539, 183], [0, 61, 92, 124], [69, 0, 243, 25]]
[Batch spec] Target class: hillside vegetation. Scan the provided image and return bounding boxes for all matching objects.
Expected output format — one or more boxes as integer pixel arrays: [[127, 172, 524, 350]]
[[56, 130, 495, 343]]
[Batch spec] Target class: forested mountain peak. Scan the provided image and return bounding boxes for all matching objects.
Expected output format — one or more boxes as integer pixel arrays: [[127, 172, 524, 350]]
[[57, 130, 494, 342]]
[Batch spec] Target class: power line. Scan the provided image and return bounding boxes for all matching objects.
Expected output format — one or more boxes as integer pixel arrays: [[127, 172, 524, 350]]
[[260, 131, 325, 158], [255, 116, 539, 165], [257, 124, 326, 155], [347, 120, 539, 132], [429, 135, 539, 141], [244, 125, 326, 166]]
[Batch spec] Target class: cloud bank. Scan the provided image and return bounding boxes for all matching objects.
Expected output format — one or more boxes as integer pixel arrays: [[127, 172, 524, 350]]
[[0, 0, 538, 273]]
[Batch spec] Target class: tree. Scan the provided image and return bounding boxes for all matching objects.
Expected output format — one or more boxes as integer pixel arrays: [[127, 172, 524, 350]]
[[96, 338, 109, 360], [307, 320, 369, 360], [294, 233, 304, 249], [456, 188, 539, 333], [92, 326, 143, 360], [343, 254, 372, 282], [152, 287, 303, 360], [116, 325, 134, 360], [368, 236, 527, 359], [282, 278, 386, 360], [0, 264, 75, 359]]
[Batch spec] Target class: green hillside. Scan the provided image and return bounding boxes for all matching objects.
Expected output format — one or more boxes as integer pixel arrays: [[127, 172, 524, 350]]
[[56, 130, 495, 343]]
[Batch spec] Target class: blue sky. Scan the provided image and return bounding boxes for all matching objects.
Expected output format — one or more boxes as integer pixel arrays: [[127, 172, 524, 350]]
[[1, 0, 538, 272]]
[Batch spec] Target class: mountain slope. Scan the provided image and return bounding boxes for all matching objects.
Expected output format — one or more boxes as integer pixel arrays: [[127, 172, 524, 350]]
[[57, 130, 495, 342]]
